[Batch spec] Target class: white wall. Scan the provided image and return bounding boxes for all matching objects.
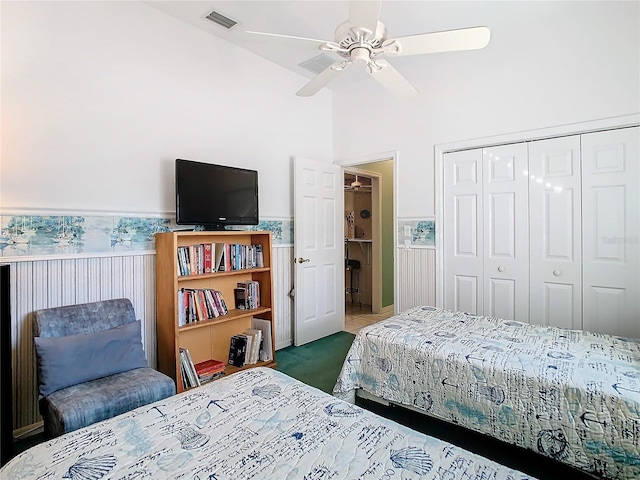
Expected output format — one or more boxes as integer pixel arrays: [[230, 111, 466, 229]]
[[1, 1, 333, 217], [331, 1, 640, 217], [5, 1, 637, 253]]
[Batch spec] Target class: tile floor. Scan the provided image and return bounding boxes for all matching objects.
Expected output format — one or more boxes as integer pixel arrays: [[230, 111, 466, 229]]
[[344, 302, 394, 334]]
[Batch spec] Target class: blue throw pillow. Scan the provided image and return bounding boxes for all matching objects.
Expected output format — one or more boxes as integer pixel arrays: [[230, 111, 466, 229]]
[[34, 320, 149, 398]]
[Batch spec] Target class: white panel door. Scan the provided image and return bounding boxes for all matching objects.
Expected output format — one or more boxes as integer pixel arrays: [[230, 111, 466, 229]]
[[529, 136, 582, 329], [444, 149, 484, 314], [582, 127, 640, 338], [482, 143, 529, 321], [293, 157, 345, 346]]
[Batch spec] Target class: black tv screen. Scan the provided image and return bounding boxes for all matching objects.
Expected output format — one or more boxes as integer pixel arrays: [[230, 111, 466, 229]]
[[175, 159, 259, 229]]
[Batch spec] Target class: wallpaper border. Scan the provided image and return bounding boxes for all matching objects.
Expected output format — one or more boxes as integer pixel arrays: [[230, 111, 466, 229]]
[[0, 212, 293, 260], [397, 217, 436, 248]]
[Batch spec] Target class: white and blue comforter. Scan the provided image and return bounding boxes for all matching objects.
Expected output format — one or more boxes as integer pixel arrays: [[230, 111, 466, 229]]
[[333, 306, 640, 479], [2, 367, 535, 480]]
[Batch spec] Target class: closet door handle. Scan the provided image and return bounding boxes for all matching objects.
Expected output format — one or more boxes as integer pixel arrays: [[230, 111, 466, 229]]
[[296, 257, 310, 264], [497, 266, 505, 272], [553, 270, 562, 276]]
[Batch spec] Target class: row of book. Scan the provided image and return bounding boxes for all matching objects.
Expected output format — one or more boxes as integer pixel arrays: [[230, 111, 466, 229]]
[[177, 243, 264, 277], [178, 288, 229, 326], [234, 281, 261, 310], [179, 348, 226, 389], [228, 318, 274, 367]]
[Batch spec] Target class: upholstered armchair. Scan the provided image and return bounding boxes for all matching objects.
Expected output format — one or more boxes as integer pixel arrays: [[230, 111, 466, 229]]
[[33, 298, 175, 437]]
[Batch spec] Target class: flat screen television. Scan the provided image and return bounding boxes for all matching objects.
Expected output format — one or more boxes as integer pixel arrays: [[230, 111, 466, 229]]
[[175, 159, 259, 230]]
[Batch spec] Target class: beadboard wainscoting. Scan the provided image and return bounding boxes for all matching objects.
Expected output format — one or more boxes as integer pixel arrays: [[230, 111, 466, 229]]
[[396, 247, 436, 313], [6, 246, 294, 432], [272, 246, 294, 350]]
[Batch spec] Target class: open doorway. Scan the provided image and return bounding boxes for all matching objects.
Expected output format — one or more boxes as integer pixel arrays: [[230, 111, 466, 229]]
[[342, 159, 395, 334]]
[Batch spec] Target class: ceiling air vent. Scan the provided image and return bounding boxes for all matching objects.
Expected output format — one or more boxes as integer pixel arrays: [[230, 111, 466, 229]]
[[299, 54, 335, 75], [205, 10, 237, 29]]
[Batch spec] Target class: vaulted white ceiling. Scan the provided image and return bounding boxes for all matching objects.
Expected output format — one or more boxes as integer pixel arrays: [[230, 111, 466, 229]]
[[144, 1, 506, 93]]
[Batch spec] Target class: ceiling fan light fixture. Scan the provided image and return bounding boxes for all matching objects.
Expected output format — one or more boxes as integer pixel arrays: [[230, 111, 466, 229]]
[[350, 47, 371, 66]]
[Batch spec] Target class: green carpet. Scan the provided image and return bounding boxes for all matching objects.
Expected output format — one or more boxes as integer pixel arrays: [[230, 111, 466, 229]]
[[275, 331, 355, 393]]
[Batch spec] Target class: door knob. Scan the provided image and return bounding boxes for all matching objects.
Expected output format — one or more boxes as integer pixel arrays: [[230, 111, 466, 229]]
[[553, 270, 561, 276], [497, 266, 505, 272], [296, 257, 310, 263]]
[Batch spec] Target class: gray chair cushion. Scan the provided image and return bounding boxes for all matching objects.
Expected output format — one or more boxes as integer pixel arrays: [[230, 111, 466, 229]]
[[34, 298, 137, 338], [39, 367, 175, 437], [34, 320, 149, 398], [33, 299, 176, 437]]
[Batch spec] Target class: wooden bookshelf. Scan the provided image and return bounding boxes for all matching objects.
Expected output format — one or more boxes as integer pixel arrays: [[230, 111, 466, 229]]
[[155, 230, 276, 392]]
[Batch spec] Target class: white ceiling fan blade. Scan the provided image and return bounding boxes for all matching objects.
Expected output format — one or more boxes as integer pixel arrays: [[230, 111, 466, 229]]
[[349, 0, 382, 36], [296, 60, 346, 97], [367, 60, 418, 100], [246, 30, 334, 47], [383, 26, 491, 56]]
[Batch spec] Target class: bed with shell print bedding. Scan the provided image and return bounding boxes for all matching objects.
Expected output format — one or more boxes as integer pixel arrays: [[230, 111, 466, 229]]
[[1, 367, 536, 480], [333, 306, 640, 479]]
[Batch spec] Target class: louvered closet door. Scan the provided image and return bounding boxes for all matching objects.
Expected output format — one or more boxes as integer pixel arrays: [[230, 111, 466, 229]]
[[482, 143, 529, 321], [528, 136, 582, 329], [444, 149, 484, 314], [582, 127, 640, 338]]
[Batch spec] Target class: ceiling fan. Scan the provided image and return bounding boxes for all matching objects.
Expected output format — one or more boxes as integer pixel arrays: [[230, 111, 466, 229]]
[[247, 0, 490, 99], [345, 174, 372, 191]]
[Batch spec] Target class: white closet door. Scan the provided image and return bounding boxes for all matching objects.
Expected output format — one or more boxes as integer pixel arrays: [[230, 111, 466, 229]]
[[444, 149, 484, 314], [582, 127, 640, 338], [529, 136, 582, 329], [482, 143, 529, 321]]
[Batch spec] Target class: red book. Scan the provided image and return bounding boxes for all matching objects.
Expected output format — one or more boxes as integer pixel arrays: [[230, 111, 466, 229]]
[[194, 359, 226, 375], [203, 243, 213, 273]]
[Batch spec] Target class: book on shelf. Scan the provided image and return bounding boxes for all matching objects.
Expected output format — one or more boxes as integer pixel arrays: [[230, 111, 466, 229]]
[[179, 347, 200, 388], [176, 243, 220, 276], [217, 243, 231, 272], [212, 290, 227, 315], [213, 243, 225, 273], [217, 292, 229, 315], [187, 292, 197, 323], [256, 244, 264, 268], [203, 243, 213, 273], [203, 289, 220, 318], [194, 358, 226, 384], [193, 290, 206, 321], [188, 245, 196, 275], [236, 281, 260, 310], [185, 348, 200, 387], [234, 287, 249, 310], [177, 246, 188, 276], [228, 334, 248, 367], [194, 358, 225, 375], [243, 328, 262, 365], [177, 289, 185, 326], [199, 371, 225, 384], [178, 288, 229, 324], [243, 333, 253, 365], [177, 242, 265, 276], [251, 318, 273, 362]]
